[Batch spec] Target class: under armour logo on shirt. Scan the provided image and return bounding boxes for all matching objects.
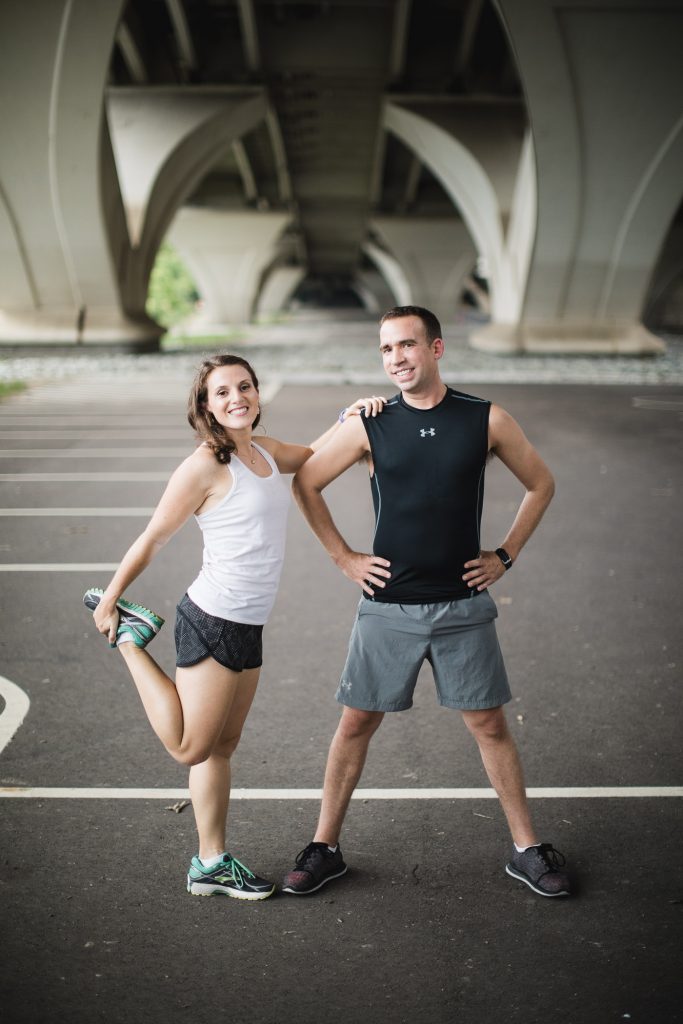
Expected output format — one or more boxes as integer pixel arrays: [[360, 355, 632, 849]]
[[420, 428, 436, 437]]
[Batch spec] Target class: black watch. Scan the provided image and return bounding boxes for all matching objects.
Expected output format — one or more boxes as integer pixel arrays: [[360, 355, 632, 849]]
[[495, 547, 513, 570]]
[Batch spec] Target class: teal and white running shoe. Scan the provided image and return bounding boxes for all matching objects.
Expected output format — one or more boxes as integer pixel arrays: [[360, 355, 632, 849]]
[[187, 854, 275, 901], [83, 587, 165, 650]]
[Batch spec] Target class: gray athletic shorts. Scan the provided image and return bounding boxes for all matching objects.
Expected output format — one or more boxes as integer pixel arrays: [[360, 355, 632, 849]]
[[336, 591, 511, 712]]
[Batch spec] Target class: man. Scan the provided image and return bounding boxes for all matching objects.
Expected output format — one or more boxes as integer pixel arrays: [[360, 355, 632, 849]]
[[282, 305, 571, 899]]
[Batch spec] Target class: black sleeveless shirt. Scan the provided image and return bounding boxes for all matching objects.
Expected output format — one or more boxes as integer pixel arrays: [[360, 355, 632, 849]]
[[363, 387, 490, 603]]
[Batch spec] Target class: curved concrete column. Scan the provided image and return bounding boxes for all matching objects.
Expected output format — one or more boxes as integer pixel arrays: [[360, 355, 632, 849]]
[[599, 118, 683, 322], [644, 218, 683, 332], [256, 265, 306, 317], [0, 0, 159, 347], [385, 102, 535, 328], [353, 270, 396, 315], [107, 88, 268, 313], [363, 240, 412, 306], [371, 216, 477, 320], [168, 207, 290, 329], [349, 280, 380, 314], [493, 0, 681, 352]]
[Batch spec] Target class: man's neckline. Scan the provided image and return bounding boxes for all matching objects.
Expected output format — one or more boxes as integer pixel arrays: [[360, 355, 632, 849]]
[[398, 384, 450, 413]]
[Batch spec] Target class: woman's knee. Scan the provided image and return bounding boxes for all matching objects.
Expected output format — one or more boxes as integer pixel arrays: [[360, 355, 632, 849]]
[[172, 729, 241, 765], [170, 744, 210, 767], [169, 734, 219, 766], [213, 732, 241, 760]]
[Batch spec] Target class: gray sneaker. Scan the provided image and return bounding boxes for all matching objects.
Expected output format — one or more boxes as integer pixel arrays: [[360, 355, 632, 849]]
[[505, 843, 571, 897]]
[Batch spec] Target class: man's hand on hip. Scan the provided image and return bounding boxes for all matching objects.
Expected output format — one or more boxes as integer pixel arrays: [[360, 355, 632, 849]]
[[336, 550, 391, 596], [462, 550, 507, 591]]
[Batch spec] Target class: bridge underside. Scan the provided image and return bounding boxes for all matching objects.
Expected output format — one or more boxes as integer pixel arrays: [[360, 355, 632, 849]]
[[0, 0, 681, 352]]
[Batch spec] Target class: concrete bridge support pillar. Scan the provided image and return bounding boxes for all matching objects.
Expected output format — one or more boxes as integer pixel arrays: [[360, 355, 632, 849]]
[[385, 102, 535, 345], [371, 217, 476, 321], [644, 217, 683, 333], [488, 0, 683, 353], [106, 88, 268, 328], [354, 270, 396, 316], [0, 0, 159, 348], [168, 208, 291, 330], [0, 0, 268, 349], [363, 240, 413, 307], [256, 266, 306, 318]]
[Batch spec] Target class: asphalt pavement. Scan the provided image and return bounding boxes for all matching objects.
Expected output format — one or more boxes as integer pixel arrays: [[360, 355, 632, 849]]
[[0, 365, 681, 1024]]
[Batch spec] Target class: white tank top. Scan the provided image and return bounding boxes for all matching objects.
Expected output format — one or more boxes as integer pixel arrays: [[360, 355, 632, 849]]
[[187, 442, 291, 625]]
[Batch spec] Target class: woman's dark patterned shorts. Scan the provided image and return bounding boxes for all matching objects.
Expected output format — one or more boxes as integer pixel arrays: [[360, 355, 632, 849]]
[[175, 593, 263, 671]]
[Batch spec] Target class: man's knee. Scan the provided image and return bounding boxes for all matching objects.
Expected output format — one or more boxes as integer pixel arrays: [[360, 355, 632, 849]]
[[462, 706, 508, 743], [337, 707, 384, 742]]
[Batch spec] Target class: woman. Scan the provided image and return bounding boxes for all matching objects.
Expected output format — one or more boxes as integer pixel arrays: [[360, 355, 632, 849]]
[[84, 353, 384, 901]]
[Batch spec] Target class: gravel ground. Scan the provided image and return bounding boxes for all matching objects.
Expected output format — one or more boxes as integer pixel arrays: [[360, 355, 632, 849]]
[[1, 316, 682, 387]]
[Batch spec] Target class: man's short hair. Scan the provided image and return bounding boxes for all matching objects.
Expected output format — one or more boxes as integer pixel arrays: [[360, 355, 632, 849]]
[[380, 305, 443, 344]]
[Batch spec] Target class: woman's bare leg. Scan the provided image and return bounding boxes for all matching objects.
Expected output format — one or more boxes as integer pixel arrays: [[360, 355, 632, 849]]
[[118, 645, 243, 765], [117, 646, 185, 753], [118, 644, 262, 858], [183, 667, 260, 859]]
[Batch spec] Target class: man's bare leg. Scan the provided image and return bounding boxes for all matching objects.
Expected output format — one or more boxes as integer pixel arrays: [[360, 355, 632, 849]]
[[313, 707, 384, 846], [461, 706, 537, 847]]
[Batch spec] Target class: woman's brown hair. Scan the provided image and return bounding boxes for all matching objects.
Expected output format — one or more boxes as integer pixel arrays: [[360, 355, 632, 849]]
[[187, 354, 261, 464]]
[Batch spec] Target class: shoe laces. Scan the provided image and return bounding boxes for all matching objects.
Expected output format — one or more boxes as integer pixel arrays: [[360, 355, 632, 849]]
[[294, 842, 328, 873], [224, 854, 256, 886], [120, 621, 149, 641], [537, 843, 566, 870]]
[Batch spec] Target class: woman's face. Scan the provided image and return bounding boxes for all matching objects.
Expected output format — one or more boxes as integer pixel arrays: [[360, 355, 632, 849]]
[[204, 364, 259, 432]]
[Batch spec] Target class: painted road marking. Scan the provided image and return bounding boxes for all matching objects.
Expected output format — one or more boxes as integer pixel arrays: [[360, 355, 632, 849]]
[[0, 787, 680, 800], [0, 563, 119, 572], [0, 676, 30, 757], [0, 380, 281, 409], [632, 397, 683, 412], [0, 417, 184, 426], [0, 448, 190, 458], [0, 431, 192, 439], [0, 473, 170, 481], [0, 508, 154, 516]]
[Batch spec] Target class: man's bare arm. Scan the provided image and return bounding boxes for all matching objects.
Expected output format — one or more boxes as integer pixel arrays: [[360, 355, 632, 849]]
[[462, 404, 555, 591], [292, 416, 391, 595]]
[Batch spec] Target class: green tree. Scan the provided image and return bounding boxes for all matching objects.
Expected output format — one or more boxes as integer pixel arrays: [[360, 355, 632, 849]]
[[146, 243, 199, 329]]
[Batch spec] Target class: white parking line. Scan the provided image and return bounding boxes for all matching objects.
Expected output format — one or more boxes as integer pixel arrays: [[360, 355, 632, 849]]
[[0, 417, 184, 426], [0, 563, 119, 572], [0, 431, 192, 439], [0, 473, 170, 481], [0, 787, 680, 800], [0, 508, 154, 516], [0, 448, 189, 458], [0, 380, 281, 410], [0, 676, 30, 756]]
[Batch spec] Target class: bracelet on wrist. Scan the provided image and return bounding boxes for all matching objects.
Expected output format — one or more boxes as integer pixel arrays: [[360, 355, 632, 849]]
[[338, 408, 347, 423]]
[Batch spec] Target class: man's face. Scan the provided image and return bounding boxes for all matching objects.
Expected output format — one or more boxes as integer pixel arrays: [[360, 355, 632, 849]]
[[378, 315, 443, 394]]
